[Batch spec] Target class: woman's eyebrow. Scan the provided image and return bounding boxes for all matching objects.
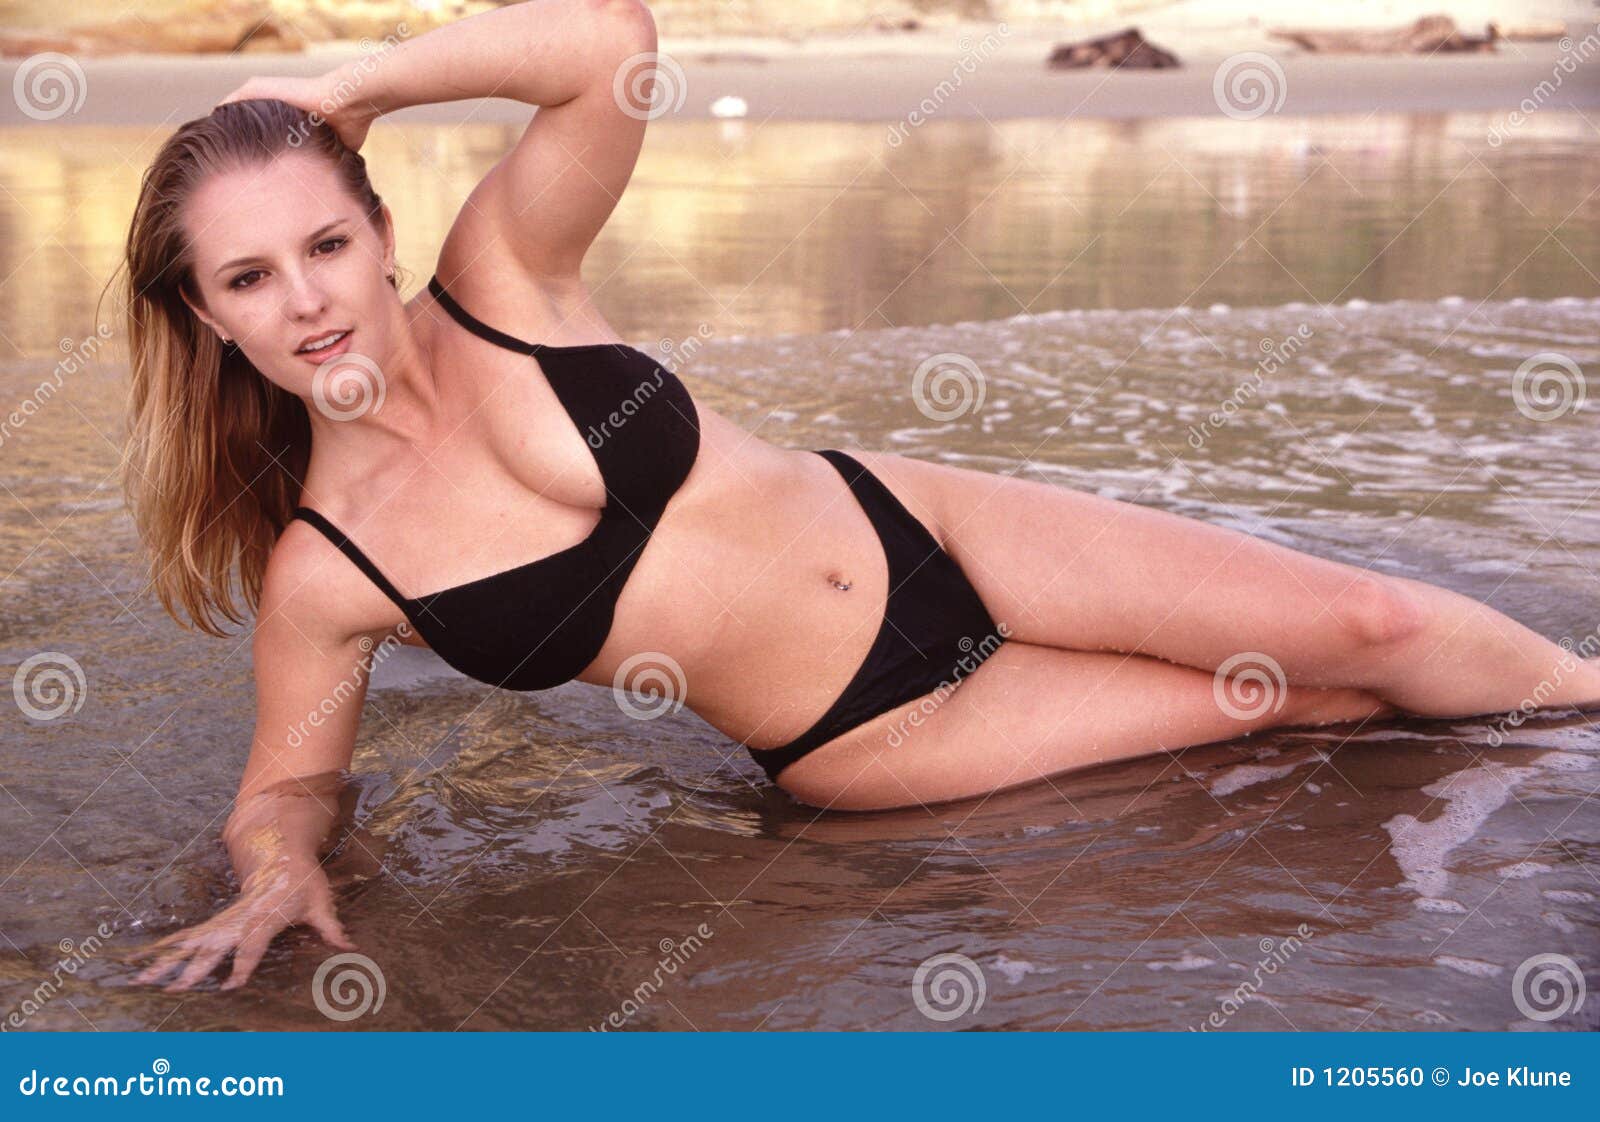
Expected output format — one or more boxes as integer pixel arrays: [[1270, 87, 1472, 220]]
[[213, 220, 348, 276]]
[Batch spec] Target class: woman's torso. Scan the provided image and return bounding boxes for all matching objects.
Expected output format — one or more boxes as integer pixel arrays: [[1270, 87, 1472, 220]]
[[294, 271, 902, 751]]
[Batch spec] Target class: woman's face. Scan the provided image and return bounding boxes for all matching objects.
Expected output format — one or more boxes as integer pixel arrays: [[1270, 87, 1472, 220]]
[[179, 150, 395, 392]]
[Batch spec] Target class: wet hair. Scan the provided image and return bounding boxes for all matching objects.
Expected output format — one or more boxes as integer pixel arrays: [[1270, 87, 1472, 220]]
[[115, 98, 401, 636]]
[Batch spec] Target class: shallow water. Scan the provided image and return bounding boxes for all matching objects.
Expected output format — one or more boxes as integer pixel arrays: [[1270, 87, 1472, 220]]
[[1, 113, 1596, 1031]]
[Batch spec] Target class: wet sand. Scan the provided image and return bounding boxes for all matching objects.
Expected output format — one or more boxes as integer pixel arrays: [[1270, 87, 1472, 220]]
[[2, 24, 1597, 126]]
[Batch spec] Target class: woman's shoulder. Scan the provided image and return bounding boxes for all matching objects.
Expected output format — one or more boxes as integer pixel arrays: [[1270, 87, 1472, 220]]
[[263, 514, 404, 647]]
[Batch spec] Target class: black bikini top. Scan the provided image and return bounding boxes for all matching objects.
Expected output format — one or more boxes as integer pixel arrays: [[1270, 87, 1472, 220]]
[[291, 274, 701, 691]]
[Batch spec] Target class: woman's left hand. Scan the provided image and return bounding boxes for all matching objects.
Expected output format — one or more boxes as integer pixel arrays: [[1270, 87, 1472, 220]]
[[215, 75, 376, 152]]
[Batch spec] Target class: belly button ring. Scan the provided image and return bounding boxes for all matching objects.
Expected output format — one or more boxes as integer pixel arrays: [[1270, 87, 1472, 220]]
[[830, 576, 852, 591]]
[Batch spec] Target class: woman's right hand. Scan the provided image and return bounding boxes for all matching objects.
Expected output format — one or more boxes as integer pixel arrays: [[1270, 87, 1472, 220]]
[[129, 856, 356, 992], [214, 74, 377, 152]]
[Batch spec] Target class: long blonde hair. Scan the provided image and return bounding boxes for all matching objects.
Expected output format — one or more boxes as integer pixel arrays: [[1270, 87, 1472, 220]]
[[117, 98, 399, 637]]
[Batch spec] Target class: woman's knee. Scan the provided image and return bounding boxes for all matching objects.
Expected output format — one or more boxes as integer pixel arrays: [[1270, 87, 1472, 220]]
[[1328, 575, 1431, 653]]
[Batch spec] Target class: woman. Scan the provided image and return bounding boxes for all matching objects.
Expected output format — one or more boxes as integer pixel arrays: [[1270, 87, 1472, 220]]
[[122, 0, 1600, 992]]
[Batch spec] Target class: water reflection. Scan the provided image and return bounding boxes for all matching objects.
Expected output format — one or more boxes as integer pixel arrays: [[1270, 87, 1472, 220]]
[[2, 113, 1597, 357]]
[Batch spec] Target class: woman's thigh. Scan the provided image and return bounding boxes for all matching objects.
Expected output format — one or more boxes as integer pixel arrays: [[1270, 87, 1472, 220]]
[[855, 451, 1427, 688], [775, 639, 1391, 812]]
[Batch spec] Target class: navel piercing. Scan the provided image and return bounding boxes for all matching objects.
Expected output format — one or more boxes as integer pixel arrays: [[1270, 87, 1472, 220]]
[[831, 577, 852, 591]]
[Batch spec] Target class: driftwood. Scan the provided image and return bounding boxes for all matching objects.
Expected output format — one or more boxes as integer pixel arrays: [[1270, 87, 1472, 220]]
[[1048, 27, 1180, 70], [1267, 15, 1498, 54]]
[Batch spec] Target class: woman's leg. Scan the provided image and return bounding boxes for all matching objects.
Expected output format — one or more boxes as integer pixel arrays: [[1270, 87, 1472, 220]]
[[777, 640, 1394, 812], [858, 452, 1600, 719]]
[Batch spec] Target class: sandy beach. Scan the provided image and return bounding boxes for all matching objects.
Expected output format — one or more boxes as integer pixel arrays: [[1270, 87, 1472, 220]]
[[3, 0, 1598, 124]]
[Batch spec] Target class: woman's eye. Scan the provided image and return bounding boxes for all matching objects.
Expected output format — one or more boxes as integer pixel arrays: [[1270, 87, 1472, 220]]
[[226, 238, 342, 290]]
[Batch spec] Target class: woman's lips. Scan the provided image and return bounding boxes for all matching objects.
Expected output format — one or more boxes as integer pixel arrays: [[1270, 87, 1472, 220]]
[[296, 329, 353, 364]]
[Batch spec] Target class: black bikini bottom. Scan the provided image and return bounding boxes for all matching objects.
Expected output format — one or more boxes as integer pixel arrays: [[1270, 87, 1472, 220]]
[[747, 449, 1007, 783]]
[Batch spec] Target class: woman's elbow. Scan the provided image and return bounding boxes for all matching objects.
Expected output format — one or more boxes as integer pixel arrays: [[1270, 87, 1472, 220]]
[[593, 0, 656, 54]]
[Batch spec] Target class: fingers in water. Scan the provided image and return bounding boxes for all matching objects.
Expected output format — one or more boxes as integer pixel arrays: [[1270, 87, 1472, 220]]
[[164, 945, 231, 993], [132, 947, 193, 985], [309, 906, 355, 951], [221, 933, 275, 991]]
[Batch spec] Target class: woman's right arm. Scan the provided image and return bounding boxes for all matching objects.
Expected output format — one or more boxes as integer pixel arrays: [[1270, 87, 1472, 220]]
[[130, 530, 382, 992]]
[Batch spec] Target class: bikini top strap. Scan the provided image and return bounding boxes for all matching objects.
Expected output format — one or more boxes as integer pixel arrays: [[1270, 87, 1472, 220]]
[[427, 274, 543, 356], [291, 506, 411, 607]]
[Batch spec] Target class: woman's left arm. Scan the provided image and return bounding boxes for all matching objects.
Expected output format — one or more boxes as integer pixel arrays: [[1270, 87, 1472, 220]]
[[222, 0, 658, 277], [346, 0, 658, 279]]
